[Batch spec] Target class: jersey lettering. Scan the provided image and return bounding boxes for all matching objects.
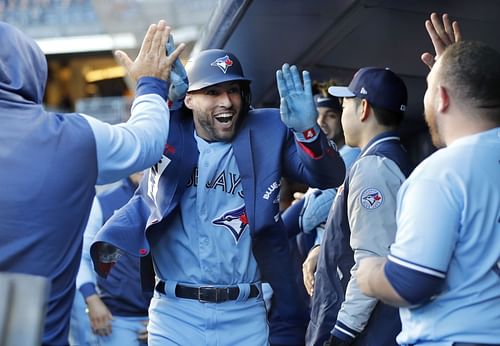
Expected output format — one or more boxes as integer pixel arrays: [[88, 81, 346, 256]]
[[187, 167, 243, 198], [206, 171, 227, 191], [186, 167, 199, 187]]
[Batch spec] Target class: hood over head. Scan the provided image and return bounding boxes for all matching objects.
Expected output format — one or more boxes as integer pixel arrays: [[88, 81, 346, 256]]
[[0, 22, 48, 104]]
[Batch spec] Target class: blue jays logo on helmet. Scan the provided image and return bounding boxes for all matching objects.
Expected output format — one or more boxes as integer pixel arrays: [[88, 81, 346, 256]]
[[186, 49, 251, 92], [210, 55, 234, 74], [212, 205, 249, 243], [360, 188, 383, 210]]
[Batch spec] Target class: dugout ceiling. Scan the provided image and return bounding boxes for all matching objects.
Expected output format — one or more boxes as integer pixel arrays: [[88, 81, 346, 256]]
[[194, 0, 500, 129]]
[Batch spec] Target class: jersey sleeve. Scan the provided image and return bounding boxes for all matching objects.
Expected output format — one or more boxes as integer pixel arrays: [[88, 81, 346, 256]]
[[82, 77, 170, 185], [76, 197, 103, 298], [334, 155, 406, 339], [284, 129, 346, 189], [386, 177, 461, 302]]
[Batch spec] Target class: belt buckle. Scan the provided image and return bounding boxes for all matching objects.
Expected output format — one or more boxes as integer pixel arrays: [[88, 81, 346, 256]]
[[197, 286, 214, 303], [197, 286, 231, 303]]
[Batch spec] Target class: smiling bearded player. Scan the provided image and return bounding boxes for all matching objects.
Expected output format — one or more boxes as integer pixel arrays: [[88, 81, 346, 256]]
[[90, 49, 346, 345]]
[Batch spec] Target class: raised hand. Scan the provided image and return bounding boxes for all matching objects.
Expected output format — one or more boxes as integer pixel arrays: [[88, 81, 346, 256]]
[[114, 20, 186, 82], [421, 13, 462, 69], [166, 34, 188, 102], [276, 64, 318, 137]]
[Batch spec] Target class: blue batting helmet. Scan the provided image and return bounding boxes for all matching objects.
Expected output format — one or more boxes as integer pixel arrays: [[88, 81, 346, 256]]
[[186, 49, 251, 92]]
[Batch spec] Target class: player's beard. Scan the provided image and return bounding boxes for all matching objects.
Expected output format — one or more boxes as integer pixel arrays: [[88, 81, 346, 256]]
[[424, 109, 445, 148], [194, 108, 240, 142]]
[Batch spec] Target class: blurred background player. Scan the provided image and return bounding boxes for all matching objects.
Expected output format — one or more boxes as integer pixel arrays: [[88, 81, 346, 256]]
[[72, 173, 149, 346]]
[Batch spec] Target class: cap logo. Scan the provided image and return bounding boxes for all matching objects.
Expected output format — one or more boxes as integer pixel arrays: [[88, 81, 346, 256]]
[[400, 105, 406, 111], [211, 55, 233, 74], [360, 87, 368, 95]]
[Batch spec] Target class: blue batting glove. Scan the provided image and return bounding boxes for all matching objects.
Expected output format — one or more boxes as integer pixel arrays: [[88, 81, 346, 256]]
[[166, 35, 188, 103], [300, 188, 337, 233], [276, 63, 320, 142]]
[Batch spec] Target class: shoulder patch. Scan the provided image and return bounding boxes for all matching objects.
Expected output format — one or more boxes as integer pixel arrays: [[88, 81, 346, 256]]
[[360, 187, 383, 210]]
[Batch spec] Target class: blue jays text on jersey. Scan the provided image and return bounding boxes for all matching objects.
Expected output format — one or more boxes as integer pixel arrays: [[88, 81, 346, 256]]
[[186, 167, 244, 198]]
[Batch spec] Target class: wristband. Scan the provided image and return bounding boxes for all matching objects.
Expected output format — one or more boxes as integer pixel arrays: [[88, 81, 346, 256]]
[[294, 124, 321, 143], [136, 77, 169, 100]]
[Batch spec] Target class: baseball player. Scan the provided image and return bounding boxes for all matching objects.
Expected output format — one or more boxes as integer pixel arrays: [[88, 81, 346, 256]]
[[75, 174, 150, 346], [357, 14, 500, 346], [0, 20, 184, 345], [90, 50, 346, 345], [306, 67, 413, 346]]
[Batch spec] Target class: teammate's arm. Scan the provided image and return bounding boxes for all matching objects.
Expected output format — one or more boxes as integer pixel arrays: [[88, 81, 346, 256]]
[[360, 178, 457, 307], [82, 20, 186, 185], [356, 256, 408, 306], [276, 64, 346, 188], [86, 295, 113, 336]]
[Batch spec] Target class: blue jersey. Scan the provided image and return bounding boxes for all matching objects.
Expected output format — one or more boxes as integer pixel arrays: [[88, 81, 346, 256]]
[[151, 134, 259, 285], [92, 107, 346, 345], [386, 127, 500, 345]]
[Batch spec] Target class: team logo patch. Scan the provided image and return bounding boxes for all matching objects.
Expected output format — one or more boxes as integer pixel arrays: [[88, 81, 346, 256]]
[[360, 188, 383, 210], [212, 205, 249, 243], [211, 55, 233, 74]]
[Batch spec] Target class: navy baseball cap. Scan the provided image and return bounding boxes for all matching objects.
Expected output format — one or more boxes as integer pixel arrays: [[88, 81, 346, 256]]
[[314, 94, 342, 113], [328, 67, 407, 113]]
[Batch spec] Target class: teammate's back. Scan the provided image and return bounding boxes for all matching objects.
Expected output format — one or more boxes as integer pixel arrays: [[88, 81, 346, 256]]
[[0, 20, 185, 345]]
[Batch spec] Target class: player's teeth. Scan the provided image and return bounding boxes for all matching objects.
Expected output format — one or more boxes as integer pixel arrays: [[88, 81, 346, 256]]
[[215, 114, 233, 123]]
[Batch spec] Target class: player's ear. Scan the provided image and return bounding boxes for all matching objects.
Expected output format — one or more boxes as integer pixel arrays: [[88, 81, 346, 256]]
[[437, 85, 450, 113], [359, 99, 370, 122], [184, 94, 194, 110]]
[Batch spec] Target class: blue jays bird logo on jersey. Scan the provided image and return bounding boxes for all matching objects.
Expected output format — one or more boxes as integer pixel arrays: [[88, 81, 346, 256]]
[[211, 55, 233, 74], [360, 188, 383, 210], [212, 205, 249, 243]]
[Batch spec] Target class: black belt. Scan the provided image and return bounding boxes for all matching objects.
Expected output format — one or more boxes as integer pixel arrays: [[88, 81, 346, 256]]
[[155, 281, 260, 303]]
